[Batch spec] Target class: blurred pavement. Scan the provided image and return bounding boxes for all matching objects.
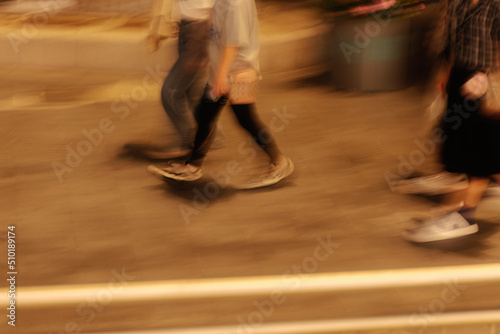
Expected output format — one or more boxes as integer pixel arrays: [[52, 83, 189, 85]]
[[0, 1, 500, 333]]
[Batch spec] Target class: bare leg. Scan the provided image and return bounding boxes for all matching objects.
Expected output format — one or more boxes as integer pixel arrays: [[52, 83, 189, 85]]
[[441, 188, 467, 209], [462, 177, 490, 208], [435, 176, 489, 216]]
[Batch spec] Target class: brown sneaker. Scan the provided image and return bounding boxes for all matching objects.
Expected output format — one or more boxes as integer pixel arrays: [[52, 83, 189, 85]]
[[235, 156, 294, 189]]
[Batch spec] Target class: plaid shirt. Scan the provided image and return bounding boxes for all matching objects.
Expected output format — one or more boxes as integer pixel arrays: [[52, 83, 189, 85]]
[[447, 0, 500, 71]]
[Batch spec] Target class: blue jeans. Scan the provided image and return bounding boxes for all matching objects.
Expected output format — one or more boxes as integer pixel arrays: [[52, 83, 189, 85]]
[[161, 19, 210, 150]]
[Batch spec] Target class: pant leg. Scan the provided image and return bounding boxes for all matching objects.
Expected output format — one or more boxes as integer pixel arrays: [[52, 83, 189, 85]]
[[230, 103, 282, 163], [187, 89, 229, 167], [161, 19, 210, 149]]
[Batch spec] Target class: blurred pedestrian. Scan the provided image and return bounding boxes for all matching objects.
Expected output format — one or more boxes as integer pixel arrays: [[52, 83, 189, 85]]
[[128, 0, 219, 159], [404, 0, 500, 243], [148, 0, 294, 188]]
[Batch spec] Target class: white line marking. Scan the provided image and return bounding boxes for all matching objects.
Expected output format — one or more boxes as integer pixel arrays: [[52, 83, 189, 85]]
[[85, 309, 500, 334], [5, 263, 500, 306]]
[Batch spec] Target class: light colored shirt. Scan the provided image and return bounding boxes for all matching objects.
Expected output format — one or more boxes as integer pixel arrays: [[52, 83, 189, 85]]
[[208, 0, 260, 84], [178, 0, 214, 20]]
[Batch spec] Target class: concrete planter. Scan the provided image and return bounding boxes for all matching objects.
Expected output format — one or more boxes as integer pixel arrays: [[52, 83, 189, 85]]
[[329, 13, 416, 91]]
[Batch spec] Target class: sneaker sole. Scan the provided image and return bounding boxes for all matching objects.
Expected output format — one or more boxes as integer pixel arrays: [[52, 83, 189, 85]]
[[235, 158, 294, 190], [402, 224, 479, 243], [390, 179, 469, 195], [147, 165, 202, 182]]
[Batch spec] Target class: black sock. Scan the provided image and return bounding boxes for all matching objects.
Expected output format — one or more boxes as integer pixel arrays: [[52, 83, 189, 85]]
[[458, 207, 477, 225]]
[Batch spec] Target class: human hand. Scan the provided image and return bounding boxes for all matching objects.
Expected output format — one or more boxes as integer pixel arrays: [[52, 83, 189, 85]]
[[461, 72, 488, 100], [214, 75, 229, 98]]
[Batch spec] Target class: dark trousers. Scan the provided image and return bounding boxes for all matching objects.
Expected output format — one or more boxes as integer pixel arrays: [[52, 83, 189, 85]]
[[187, 88, 281, 167], [160, 19, 210, 150]]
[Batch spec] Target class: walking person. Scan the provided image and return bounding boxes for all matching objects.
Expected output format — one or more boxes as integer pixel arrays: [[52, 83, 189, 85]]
[[129, 0, 218, 159], [404, 0, 500, 243], [148, 0, 294, 188]]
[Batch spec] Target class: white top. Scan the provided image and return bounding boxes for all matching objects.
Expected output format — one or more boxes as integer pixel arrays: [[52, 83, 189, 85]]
[[178, 0, 214, 20], [208, 0, 260, 84]]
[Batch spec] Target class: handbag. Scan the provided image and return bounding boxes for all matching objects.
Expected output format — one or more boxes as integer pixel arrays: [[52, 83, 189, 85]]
[[481, 71, 500, 120], [229, 68, 259, 104]]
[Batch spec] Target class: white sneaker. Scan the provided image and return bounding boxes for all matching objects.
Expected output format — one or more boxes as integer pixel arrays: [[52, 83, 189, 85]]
[[147, 162, 202, 181], [389, 172, 468, 195], [403, 212, 478, 243]]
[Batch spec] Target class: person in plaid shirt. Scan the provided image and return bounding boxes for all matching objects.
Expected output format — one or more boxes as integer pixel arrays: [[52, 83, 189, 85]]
[[405, 0, 500, 243]]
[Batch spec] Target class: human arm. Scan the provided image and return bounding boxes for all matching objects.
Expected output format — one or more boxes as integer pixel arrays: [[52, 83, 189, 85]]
[[213, 46, 239, 97]]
